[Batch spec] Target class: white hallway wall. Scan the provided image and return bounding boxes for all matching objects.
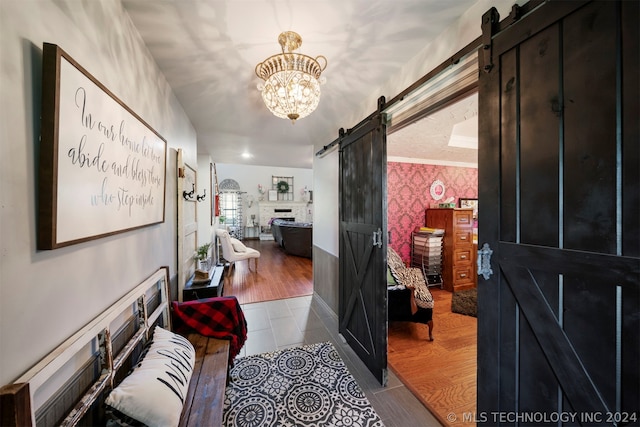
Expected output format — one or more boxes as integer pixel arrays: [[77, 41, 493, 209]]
[[0, 0, 197, 385]]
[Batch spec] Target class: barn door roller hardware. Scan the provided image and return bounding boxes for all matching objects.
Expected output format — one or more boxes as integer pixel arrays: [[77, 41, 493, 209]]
[[481, 7, 500, 73], [481, 4, 524, 73]]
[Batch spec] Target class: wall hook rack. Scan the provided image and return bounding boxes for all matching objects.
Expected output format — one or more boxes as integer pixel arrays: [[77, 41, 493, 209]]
[[183, 183, 195, 200]]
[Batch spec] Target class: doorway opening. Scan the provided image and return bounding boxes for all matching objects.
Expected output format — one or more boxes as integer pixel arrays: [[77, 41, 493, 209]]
[[384, 50, 479, 425]]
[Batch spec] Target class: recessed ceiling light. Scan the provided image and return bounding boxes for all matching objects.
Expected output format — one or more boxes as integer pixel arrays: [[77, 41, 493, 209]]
[[241, 152, 252, 159]]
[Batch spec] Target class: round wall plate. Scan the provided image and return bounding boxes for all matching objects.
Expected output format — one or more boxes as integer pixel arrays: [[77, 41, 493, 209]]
[[430, 180, 445, 200]]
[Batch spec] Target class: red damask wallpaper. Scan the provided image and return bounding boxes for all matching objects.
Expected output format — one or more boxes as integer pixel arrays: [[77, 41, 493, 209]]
[[387, 162, 478, 263]]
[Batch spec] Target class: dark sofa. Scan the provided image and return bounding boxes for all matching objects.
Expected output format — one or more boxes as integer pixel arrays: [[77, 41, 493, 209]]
[[271, 219, 312, 258]]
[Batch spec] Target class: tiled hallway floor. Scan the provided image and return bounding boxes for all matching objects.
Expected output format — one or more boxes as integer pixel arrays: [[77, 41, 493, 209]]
[[238, 294, 442, 427]]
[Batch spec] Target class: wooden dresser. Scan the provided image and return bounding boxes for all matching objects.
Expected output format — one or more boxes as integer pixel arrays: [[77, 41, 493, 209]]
[[425, 208, 477, 292]]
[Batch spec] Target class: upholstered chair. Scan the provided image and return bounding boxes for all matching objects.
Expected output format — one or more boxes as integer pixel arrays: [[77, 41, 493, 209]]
[[387, 246, 434, 340], [215, 229, 260, 271]]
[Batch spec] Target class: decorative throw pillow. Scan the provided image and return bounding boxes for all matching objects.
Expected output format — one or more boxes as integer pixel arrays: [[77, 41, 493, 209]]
[[387, 267, 397, 286], [230, 237, 247, 253], [105, 326, 195, 427], [388, 267, 404, 288], [387, 247, 406, 285]]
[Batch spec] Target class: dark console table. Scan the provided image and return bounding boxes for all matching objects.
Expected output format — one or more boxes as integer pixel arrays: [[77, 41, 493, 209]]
[[183, 265, 225, 301]]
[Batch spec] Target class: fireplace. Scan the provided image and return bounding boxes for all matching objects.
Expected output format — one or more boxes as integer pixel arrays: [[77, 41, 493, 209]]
[[258, 201, 310, 240]]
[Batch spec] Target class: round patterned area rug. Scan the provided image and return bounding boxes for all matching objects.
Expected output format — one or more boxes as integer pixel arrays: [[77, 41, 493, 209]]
[[223, 342, 384, 427]]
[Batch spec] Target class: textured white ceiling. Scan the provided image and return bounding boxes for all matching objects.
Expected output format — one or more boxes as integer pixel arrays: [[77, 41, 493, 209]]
[[122, 0, 480, 168], [387, 92, 478, 167]]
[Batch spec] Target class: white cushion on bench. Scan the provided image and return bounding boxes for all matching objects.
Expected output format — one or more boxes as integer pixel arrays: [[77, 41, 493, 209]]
[[106, 326, 196, 427]]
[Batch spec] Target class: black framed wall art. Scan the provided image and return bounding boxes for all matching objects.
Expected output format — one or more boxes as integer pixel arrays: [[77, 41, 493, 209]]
[[38, 43, 167, 249]]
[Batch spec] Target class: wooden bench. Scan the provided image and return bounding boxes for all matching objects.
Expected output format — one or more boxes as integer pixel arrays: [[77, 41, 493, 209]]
[[179, 333, 229, 427], [0, 267, 231, 427]]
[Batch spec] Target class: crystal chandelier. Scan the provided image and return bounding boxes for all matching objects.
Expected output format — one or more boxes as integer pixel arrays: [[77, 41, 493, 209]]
[[255, 31, 327, 124]]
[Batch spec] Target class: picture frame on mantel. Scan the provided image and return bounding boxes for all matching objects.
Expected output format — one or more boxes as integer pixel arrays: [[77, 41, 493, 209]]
[[268, 190, 278, 201], [37, 43, 167, 249]]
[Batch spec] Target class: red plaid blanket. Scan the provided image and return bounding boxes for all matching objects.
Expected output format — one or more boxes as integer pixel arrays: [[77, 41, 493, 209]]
[[172, 296, 247, 364]]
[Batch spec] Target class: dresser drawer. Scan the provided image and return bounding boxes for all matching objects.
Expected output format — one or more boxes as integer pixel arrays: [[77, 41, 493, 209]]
[[455, 230, 472, 245], [453, 264, 474, 285], [454, 248, 473, 263], [454, 210, 473, 226]]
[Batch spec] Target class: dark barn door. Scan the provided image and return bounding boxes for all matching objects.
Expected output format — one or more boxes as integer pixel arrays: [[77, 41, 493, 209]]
[[477, 1, 639, 423], [339, 99, 388, 385]]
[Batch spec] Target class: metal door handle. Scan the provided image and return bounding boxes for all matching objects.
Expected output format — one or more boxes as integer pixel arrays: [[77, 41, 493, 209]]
[[477, 243, 494, 280], [372, 228, 382, 248]]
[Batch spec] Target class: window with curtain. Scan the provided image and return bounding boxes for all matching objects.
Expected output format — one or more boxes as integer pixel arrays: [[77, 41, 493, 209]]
[[218, 179, 245, 238], [219, 191, 244, 239]]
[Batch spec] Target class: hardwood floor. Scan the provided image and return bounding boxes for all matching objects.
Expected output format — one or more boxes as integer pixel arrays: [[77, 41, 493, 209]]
[[225, 239, 477, 426], [388, 288, 477, 426], [222, 239, 313, 305]]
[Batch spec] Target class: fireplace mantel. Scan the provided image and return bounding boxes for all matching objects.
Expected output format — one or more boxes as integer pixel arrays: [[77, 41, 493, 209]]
[[258, 201, 310, 240]]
